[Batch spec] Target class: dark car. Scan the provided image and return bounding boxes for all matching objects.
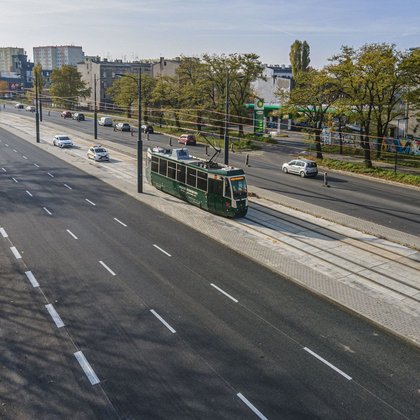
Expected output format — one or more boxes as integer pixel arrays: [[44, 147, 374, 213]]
[[115, 122, 131, 132], [142, 125, 154, 134], [73, 112, 85, 121], [61, 111, 72, 118]]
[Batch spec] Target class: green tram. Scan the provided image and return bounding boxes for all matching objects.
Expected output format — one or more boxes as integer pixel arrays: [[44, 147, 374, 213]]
[[146, 147, 248, 218]]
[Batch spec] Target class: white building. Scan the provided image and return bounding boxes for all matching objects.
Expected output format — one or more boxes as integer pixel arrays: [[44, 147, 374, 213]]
[[33, 45, 84, 70]]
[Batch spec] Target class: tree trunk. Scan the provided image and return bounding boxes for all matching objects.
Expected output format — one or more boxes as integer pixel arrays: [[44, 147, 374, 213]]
[[196, 113, 202, 132], [174, 112, 181, 128], [314, 129, 323, 159], [361, 133, 372, 168]]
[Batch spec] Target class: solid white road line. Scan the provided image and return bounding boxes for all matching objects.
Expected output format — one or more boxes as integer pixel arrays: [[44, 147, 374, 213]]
[[210, 283, 238, 303], [150, 309, 176, 333], [22, 155, 28, 160], [25, 271, 40, 287], [85, 198, 96, 206], [66, 229, 78, 240], [99, 260, 116, 276], [43, 207, 52, 215], [237, 393, 268, 420], [113, 217, 127, 227], [153, 244, 171, 257], [74, 351, 100, 385], [0, 227, 8, 238], [304, 347, 352, 380], [47, 172, 54, 178], [10, 246, 22, 259], [33, 163, 39, 168], [26, 190, 33, 197], [1, 167, 6, 172], [12, 177, 18, 183], [64, 183, 72, 190], [45, 304, 65, 328]]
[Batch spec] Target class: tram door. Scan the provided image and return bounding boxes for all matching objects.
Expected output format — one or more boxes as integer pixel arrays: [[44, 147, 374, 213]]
[[207, 177, 224, 213]]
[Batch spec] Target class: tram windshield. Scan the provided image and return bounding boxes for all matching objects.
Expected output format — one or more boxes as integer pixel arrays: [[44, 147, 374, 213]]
[[230, 176, 247, 199]]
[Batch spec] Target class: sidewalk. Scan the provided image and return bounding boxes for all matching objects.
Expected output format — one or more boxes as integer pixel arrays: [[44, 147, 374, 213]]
[[1, 113, 419, 348]]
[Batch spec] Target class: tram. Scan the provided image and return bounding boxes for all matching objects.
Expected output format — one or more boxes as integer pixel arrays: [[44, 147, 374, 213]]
[[146, 147, 248, 218]]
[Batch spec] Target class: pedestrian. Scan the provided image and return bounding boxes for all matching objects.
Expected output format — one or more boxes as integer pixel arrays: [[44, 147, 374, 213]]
[[146, 133, 150, 141], [114, 125, 116, 132]]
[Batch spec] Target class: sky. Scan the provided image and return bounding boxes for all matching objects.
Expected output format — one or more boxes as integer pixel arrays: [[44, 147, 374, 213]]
[[1, 0, 419, 68]]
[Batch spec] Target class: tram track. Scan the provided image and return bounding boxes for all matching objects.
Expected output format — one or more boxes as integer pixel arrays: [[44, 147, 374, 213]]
[[239, 202, 420, 307]]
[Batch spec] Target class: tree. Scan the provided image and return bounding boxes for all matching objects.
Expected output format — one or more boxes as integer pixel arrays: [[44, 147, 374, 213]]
[[280, 68, 340, 159], [289, 40, 311, 78], [49, 65, 90, 109], [0, 80, 8, 95], [26, 64, 44, 105]]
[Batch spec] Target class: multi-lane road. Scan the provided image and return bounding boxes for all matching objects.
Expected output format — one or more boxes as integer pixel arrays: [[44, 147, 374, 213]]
[[4, 106, 419, 235], [1, 119, 420, 418]]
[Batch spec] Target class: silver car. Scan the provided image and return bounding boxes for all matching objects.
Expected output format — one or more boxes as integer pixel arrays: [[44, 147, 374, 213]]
[[87, 145, 109, 161], [53, 134, 74, 148], [282, 159, 318, 178]]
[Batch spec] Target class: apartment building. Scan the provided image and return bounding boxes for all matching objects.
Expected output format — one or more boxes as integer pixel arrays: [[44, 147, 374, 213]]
[[0, 47, 25, 73], [33, 45, 84, 70]]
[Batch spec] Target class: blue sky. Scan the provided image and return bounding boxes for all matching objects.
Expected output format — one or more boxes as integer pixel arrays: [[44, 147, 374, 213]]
[[2, 0, 419, 67]]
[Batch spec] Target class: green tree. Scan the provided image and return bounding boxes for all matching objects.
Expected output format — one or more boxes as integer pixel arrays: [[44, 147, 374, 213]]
[[280, 68, 340, 159], [289, 40, 311, 78], [49, 65, 90, 109]]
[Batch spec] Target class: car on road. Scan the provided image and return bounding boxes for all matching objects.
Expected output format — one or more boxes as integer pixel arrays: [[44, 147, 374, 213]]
[[53, 134, 74, 148], [98, 116, 113, 126], [142, 124, 154, 134], [87, 145, 109, 161], [15, 103, 24, 109], [282, 159, 318, 178], [178, 134, 196, 145], [72, 112, 85, 121], [61, 110, 72, 118], [25, 105, 35, 112], [115, 122, 131, 132]]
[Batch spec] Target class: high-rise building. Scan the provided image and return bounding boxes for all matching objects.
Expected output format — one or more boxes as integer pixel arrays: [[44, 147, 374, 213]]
[[33, 45, 84, 70], [0, 47, 25, 73]]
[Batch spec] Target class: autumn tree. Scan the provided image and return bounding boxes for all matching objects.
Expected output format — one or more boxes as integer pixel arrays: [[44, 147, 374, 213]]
[[49, 65, 90, 109]]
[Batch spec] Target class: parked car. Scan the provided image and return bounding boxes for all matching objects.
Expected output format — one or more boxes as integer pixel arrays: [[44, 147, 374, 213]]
[[25, 105, 35, 112], [72, 112, 85, 121], [61, 110, 72, 118], [282, 159, 318, 178], [115, 122, 131, 132], [142, 124, 154, 134], [98, 116, 113, 126], [15, 103, 24, 109], [178, 134, 196, 145], [53, 134, 74, 148], [87, 145, 109, 161]]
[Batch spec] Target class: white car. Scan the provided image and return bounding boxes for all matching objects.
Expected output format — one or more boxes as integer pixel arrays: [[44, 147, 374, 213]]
[[282, 159, 318, 178], [15, 103, 24, 109], [53, 134, 74, 148], [87, 145, 109, 161], [25, 105, 35, 112]]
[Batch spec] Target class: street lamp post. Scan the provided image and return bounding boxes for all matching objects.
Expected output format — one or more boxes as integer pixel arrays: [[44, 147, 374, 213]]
[[115, 69, 143, 193], [35, 71, 40, 143], [224, 71, 230, 165], [395, 117, 409, 173]]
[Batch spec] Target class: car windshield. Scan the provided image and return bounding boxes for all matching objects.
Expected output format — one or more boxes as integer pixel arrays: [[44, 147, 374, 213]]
[[95, 148, 107, 153], [59, 136, 70, 140], [230, 176, 247, 199], [307, 162, 317, 168]]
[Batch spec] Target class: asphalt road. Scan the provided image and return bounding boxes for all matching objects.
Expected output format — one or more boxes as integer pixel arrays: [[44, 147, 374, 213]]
[[1, 127, 420, 418], [6, 106, 419, 236]]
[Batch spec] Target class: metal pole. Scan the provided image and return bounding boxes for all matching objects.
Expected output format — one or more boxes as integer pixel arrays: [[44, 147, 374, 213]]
[[94, 76, 98, 140], [35, 71, 40, 143], [224, 71, 230, 165], [137, 68, 143, 193]]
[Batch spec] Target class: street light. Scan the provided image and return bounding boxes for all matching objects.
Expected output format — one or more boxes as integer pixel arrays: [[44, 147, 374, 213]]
[[35, 71, 40, 143], [224, 70, 230, 165], [115, 69, 143, 193], [93, 75, 106, 140], [395, 117, 409, 173]]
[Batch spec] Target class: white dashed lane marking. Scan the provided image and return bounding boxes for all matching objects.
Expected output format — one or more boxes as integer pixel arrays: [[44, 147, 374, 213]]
[[74, 351, 100, 385], [150, 309, 176, 334]]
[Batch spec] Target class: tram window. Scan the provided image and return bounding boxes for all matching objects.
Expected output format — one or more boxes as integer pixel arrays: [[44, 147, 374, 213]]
[[177, 164, 186, 183], [224, 178, 231, 197], [168, 161, 176, 179], [187, 167, 197, 187], [197, 171, 208, 191], [208, 179, 223, 195], [159, 158, 167, 176], [151, 156, 159, 173]]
